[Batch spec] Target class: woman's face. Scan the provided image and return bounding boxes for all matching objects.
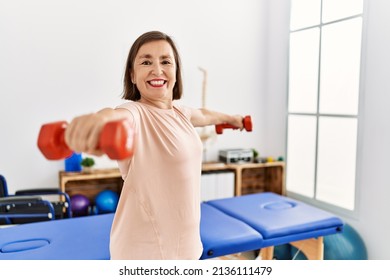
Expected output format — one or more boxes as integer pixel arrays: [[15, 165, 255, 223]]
[[132, 40, 176, 103]]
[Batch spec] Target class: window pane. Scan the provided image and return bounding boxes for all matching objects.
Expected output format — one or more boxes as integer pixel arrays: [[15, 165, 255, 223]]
[[290, 0, 321, 30], [322, 0, 363, 23], [319, 18, 362, 115], [286, 115, 317, 197], [316, 117, 357, 210], [289, 28, 320, 113]]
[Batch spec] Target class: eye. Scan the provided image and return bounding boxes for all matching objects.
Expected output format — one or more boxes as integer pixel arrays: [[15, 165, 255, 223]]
[[162, 60, 172, 65], [141, 60, 152, 65]]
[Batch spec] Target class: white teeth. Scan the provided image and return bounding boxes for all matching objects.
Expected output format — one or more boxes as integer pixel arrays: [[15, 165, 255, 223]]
[[150, 80, 164, 86]]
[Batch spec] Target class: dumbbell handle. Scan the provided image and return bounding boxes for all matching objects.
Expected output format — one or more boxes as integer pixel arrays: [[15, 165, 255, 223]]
[[37, 119, 135, 160], [215, 115, 253, 134]]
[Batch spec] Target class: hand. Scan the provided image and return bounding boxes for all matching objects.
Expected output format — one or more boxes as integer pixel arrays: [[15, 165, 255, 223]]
[[64, 112, 108, 156], [229, 115, 245, 130]]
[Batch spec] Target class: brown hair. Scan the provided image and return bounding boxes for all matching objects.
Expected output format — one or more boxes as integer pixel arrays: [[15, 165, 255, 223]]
[[122, 31, 183, 101]]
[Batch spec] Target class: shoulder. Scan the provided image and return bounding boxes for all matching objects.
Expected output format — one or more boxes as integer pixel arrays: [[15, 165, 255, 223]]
[[116, 101, 143, 115], [173, 101, 194, 120], [116, 101, 138, 111], [115, 101, 141, 124]]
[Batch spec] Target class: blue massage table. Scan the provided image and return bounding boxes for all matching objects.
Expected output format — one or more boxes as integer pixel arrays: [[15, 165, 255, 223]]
[[0, 192, 344, 260]]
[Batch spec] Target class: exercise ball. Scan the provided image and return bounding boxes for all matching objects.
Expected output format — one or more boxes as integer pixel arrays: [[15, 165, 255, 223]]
[[95, 190, 119, 214], [291, 223, 368, 260], [70, 194, 90, 217], [273, 244, 292, 260]]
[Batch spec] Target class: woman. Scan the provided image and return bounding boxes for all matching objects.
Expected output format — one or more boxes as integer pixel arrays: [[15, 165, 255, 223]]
[[65, 31, 244, 259]]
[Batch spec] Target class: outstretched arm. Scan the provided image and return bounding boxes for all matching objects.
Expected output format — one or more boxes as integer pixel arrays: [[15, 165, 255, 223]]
[[189, 108, 244, 129]]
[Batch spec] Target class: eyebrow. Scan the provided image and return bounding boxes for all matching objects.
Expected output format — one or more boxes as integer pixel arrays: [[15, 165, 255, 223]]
[[137, 54, 173, 60]]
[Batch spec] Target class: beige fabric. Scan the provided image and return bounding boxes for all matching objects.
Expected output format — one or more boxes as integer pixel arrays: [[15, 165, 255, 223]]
[[109, 101, 203, 259]]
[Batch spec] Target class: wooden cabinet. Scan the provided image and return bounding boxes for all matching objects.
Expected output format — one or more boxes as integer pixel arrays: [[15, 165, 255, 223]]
[[202, 162, 285, 196], [59, 162, 285, 201]]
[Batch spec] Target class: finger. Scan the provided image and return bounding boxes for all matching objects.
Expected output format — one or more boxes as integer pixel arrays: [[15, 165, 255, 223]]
[[66, 115, 91, 153], [85, 120, 104, 155]]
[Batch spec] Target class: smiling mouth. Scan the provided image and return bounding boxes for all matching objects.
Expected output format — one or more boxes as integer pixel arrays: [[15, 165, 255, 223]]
[[148, 80, 167, 87]]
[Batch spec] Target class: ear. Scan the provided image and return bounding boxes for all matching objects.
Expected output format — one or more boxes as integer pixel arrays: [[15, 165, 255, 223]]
[[130, 72, 135, 84]]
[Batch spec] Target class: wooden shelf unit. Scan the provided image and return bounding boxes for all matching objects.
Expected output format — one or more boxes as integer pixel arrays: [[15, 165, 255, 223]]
[[202, 161, 285, 196], [59, 168, 123, 202]]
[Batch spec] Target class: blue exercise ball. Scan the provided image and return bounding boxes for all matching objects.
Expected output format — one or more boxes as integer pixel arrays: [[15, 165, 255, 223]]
[[70, 194, 90, 217], [323, 223, 368, 260], [95, 190, 119, 214], [291, 223, 368, 260]]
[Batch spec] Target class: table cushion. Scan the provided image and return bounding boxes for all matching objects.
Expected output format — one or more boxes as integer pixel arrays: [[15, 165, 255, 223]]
[[0, 214, 113, 260], [206, 192, 344, 245]]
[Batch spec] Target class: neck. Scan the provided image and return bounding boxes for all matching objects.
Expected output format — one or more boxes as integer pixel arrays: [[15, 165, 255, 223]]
[[139, 97, 173, 109]]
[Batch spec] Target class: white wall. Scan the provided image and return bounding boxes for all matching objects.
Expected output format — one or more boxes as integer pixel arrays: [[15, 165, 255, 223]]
[[352, 0, 390, 260], [2, 0, 390, 260], [0, 0, 268, 191]]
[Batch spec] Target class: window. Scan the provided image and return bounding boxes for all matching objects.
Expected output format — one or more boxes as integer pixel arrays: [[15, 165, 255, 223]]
[[286, 0, 364, 212]]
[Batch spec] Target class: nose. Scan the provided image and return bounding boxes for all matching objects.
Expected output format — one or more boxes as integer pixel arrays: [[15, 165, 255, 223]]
[[151, 63, 163, 75]]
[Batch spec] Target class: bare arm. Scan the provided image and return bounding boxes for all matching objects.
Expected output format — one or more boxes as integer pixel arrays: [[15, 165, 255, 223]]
[[189, 108, 244, 129], [64, 108, 132, 156]]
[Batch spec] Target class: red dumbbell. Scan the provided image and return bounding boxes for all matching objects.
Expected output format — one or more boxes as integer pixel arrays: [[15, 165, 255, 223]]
[[215, 115, 253, 134], [37, 119, 135, 160]]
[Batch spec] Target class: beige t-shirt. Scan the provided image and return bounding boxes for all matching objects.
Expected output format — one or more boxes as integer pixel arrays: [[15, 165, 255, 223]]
[[109, 101, 203, 259]]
